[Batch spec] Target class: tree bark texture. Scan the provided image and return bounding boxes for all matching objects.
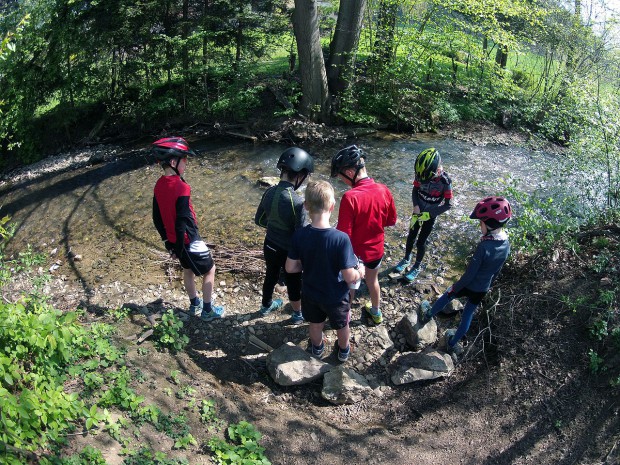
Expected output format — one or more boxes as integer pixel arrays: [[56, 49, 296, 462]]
[[292, 0, 331, 122], [327, 0, 366, 95]]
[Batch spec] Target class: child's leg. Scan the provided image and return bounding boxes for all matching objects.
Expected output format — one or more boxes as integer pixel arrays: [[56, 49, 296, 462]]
[[429, 290, 455, 318], [309, 322, 326, 347], [335, 325, 351, 350], [404, 223, 420, 259], [261, 243, 283, 308], [413, 217, 436, 268], [285, 271, 302, 313], [201, 265, 216, 304], [183, 268, 197, 299], [365, 266, 381, 310], [448, 300, 477, 347]]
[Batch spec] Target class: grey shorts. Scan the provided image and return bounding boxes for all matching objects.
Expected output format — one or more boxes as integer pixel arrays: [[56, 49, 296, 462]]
[[179, 246, 214, 276]]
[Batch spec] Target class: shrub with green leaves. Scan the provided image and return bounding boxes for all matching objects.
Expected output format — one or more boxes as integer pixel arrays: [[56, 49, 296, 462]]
[[208, 421, 270, 465], [153, 310, 189, 352], [0, 300, 91, 458]]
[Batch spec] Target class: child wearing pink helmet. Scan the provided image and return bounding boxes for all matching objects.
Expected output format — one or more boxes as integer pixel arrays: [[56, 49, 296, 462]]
[[419, 196, 512, 356]]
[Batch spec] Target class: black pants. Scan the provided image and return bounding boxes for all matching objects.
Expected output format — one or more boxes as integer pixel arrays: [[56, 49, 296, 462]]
[[262, 240, 302, 308], [404, 216, 436, 265]]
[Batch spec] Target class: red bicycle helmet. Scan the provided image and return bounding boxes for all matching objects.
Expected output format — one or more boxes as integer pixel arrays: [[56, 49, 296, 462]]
[[151, 137, 196, 161], [470, 196, 512, 229]]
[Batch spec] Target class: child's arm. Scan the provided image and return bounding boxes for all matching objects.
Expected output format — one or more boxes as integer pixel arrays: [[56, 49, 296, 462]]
[[285, 257, 302, 273], [336, 197, 354, 237], [152, 197, 167, 241], [254, 190, 270, 228], [411, 182, 421, 214], [341, 263, 365, 286]]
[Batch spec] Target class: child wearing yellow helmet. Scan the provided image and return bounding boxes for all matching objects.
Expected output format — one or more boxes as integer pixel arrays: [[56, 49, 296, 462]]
[[394, 148, 453, 282]]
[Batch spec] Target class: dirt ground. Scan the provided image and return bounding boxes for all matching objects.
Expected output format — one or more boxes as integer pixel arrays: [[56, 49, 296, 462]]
[[37, 229, 619, 465]]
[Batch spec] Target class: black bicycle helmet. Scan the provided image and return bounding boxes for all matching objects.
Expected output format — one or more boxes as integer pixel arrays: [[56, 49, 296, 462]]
[[277, 147, 315, 174], [151, 137, 196, 162], [414, 147, 441, 182], [330, 145, 366, 180]]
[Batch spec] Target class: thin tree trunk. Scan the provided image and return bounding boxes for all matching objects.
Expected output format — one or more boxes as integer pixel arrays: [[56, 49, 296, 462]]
[[292, 0, 331, 122]]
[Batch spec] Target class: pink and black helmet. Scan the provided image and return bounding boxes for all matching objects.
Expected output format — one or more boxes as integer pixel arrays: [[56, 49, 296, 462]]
[[470, 196, 512, 229], [151, 137, 196, 162]]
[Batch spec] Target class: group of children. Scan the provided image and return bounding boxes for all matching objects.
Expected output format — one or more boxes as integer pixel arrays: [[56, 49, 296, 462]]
[[151, 137, 512, 361]]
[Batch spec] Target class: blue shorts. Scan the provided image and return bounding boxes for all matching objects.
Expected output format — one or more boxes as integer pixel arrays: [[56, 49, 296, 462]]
[[301, 296, 351, 330]]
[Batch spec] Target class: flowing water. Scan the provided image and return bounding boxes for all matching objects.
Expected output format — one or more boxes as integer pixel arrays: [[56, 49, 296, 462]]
[[0, 132, 554, 294]]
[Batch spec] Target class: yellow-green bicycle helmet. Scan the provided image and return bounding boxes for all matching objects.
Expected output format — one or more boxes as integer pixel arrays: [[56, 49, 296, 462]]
[[415, 148, 441, 181]]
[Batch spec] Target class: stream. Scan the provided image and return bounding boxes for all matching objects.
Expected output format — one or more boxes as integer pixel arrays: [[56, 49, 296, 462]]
[[0, 131, 554, 305]]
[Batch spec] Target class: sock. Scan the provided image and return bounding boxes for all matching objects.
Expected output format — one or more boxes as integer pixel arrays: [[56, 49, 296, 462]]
[[371, 306, 380, 316], [313, 340, 324, 350], [203, 301, 213, 313], [412, 262, 421, 269], [190, 296, 200, 306], [339, 345, 350, 354]]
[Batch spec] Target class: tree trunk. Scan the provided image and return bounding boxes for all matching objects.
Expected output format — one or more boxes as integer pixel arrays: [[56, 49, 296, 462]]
[[327, 0, 366, 96], [292, 0, 331, 122], [372, 0, 397, 67], [495, 45, 508, 69]]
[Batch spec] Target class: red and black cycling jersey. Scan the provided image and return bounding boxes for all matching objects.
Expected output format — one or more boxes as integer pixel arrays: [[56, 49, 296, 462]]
[[153, 175, 202, 258], [412, 171, 453, 218]]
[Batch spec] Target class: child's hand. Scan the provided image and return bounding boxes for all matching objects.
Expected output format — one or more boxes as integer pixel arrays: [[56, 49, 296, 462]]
[[357, 263, 365, 280], [413, 206, 421, 215]]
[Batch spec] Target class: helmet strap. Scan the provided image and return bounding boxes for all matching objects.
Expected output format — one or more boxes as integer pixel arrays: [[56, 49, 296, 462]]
[[293, 173, 308, 191]]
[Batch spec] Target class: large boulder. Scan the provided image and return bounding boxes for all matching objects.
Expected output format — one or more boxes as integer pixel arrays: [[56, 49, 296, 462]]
[[321, 365, 373, 405], [266, 342, 332, 386], [399, 310, 437, 350], [390, 349, 454, 385]]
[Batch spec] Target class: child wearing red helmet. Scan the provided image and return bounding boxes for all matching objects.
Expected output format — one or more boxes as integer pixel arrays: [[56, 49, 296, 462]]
[[419, 196, 512, 357], [151, 137, 225, 321]]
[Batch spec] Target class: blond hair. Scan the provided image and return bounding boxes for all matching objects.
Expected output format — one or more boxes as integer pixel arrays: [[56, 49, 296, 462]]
[[305, 180, 335, 214]]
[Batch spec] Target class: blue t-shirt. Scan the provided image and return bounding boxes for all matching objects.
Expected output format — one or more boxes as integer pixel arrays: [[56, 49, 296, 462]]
[[289, 226, 358, 304], [452, 234, 510, 293]]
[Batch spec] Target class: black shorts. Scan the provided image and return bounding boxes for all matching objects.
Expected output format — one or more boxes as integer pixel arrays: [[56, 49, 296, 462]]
[[301, 296, 351, 330], [452, 287, 487, 305], [179, 246, 214, 276], [364, 256, 383, 270]]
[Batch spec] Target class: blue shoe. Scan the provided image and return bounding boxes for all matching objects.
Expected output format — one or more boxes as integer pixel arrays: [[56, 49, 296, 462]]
[[200, 305, 225, 321], [394, 257, 411, 273], [311, 335, 326, 358], [403, 266, 420, 283], [189, 298, 203, 317], [419, 300, 432, 325], [338, 345, 351, 362], [290, 311, 304, 325], [259, 298, 283, 316]]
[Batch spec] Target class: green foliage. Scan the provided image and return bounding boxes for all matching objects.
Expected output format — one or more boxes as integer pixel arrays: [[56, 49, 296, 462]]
[[57, 446, 107, 465], [153, 310, 189, 352], [588, 349, 606, 374], [208, 421, 270, 465], [122, 448, 188, 465], [155, 413, 189, 440]]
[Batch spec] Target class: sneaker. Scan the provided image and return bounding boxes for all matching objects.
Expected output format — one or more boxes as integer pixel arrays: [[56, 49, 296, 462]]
[[419, 300, 432, 325], [393, 257, 411, 273], [403, 266, 420, 283], [364, 302, 383, 324], [311, 335, 326, 358], [188, 298, 203, 316], [290, 311, 304, 325], [200, 305, 225, 322], [259, 298, 283, 316], [337, 345, 351, 362]]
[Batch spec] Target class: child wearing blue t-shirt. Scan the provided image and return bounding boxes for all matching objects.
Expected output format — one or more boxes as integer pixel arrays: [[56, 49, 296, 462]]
[[286, 180, 365, 362], [420, 196, 512, 357]]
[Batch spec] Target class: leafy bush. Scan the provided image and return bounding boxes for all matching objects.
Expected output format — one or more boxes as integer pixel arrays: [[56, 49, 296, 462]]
[[153, 309, 189, 352], [208, 421, 270, 465]]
